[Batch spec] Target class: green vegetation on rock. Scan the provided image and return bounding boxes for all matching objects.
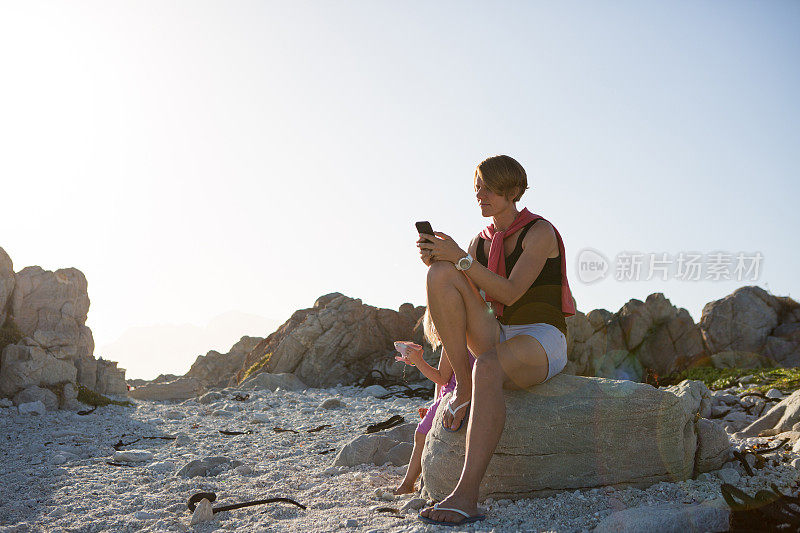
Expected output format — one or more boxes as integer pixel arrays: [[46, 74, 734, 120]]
[[76, 384, 133, 407], [242, 352, 272, 381], [663, 366, 800, 393]]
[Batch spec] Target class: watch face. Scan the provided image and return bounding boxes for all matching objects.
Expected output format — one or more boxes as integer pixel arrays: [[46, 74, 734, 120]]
[[459, 257, 471, 269]]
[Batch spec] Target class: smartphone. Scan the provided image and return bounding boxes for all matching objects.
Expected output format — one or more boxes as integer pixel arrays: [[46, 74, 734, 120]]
[[415, 221, 434, 242]]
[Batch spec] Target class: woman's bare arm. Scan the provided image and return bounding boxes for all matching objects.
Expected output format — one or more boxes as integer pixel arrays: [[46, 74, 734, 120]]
[[462, 222, 557, 306]]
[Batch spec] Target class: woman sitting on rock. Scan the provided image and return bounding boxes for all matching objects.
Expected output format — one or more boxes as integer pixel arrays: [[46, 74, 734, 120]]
[[416, 154, 576, 526]]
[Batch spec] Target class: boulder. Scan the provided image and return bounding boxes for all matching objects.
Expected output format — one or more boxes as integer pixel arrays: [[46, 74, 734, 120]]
[[129, 377, 205, 401], [13, 385, 59, 411], [566, 294, 704, 380], [699, 285, 781, 354], [333, 423, 416, 468], [95, 359, 127, 395], [0, 342, 77, 397], [18, 400, 46, 415], [421, 375, 700, 501], [239, 372, 307, 392], [11, 266, 94, 361], [593, 499, 730, 533], [235, 293, 425, 388], [186, 335, 263, 388], [734, 388, 800, 438], [694, 418, 731, 474], [0, 247, 14, 327]]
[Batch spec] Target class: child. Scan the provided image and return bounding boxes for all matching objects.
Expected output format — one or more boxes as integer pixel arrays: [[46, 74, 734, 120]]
[[392, 309, 476, 495]]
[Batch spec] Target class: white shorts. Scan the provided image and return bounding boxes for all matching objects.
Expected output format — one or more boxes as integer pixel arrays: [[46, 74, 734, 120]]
[[498, 322, 568, 382]]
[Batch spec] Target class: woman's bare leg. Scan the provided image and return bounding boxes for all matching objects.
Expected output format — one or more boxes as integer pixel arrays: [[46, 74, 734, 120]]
[[421, 335, 550, 524], [425, 262, 497, 430]]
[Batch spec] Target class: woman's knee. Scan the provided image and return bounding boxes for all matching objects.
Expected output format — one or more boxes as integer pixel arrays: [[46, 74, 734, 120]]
[[473, 349, 504, 382], [426, 261, 460, 288]]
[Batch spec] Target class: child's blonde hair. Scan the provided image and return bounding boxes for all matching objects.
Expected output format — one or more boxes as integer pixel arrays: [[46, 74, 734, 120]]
[[423, 308, 441, 350]]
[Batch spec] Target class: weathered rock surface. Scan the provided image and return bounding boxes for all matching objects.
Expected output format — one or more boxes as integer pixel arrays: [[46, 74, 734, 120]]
[[592, 499, 730, 533], [185, 335, 263, 388], [176, 456, 243, 478], [0, 247, 14, 327], [235, 293, 425, 388], [0, 249, 128, 405], [129, 377, 204, 401], [565, 293, 705, 380], [735, 388, 800, 438], [12, 385, 59, 411], [421, 375, 716, 501], [333, 423, 416, 468]]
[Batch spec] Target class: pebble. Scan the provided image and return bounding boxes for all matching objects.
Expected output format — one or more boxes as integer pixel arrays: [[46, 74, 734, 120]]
[[320, 398, 345, 409], [717, 468, 741, 485], [345, 518, 358, 527], [363, 385, 389, 398], [113, 450, 154, 462], [766, 389, 783, 399]]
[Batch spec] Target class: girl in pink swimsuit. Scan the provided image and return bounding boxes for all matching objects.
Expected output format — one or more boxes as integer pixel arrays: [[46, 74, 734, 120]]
[[393, 310, 476, 495]]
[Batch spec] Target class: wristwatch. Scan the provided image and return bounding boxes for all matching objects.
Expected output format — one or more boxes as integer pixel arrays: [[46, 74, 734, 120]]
[[455, 253, 474, 271]]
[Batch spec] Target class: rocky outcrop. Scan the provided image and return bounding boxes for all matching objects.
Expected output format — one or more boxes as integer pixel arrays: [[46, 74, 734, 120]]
[[420, 376, 728, 501], [129, 376, 204, 401], [0, 246, 127, 404], [235, 293, 425, 388], [185, 335, 263, 388], [699, 286, 800, 366], [565, 293, 705, 380], [734, 388, 800, 438]]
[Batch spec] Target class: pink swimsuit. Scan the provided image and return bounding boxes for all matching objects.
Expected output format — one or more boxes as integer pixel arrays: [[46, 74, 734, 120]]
[[416, 351, 477, 435]]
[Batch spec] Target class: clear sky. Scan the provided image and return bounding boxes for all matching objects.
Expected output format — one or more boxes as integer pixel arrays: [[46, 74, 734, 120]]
[[1, 1, 798, 379]]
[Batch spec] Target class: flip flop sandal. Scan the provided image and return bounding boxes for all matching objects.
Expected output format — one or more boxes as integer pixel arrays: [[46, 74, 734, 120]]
[[418, 504, 486, 526], [442, 399, 470, 432]]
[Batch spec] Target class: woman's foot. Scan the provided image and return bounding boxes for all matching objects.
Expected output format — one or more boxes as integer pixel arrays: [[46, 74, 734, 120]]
[[393, 481, 416, 495], [419, 492, 480, 525], [442, 386, 471, 431]]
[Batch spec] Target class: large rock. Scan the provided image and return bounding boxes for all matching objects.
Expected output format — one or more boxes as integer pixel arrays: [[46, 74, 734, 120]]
[[11, 266, 94, 361], [421, 375, 710, 501], [0, 342, 77, 397], [566, 294, 705, 380], [0, 247, 14, 327], [235, 293, 424, 388], [129, 377, 204, 400], [94, 359, 128, 395], [734, 388, 800, 438], [13, 385, 59, 411], [699, 285, 782, 354], [333, 423, 416, 467], [186, 335, 263, 388], [593, 499, 730, 533], [694, 418, 731, 474]]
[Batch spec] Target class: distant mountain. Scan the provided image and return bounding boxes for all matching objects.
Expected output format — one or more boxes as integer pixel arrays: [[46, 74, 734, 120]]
[[98, 310, 279, 380]]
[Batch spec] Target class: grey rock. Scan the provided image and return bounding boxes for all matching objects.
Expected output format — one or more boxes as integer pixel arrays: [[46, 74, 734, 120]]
[[190, 498, 214, 525], [766, 388, 783, 399], [18, 400, 46, 415], [716, 394, 739, 406], [320, 398, 346, 409], [735, 388, 800, 438], [717, 468, 740, 485], [198, 391, 224, 404], [0, 398, 12, 408], [113, 450, 154, 462], [593, 499, 730, 533], [699, 285, 780, 354], [129, 377, 205, 401], [333, 423, 416, 467], [363, 385, 389, 397], [695, 418, 731, 474], [13, 386, 58, 411], [177, 456, 243, 478], [422, 375, 697, 501], [401, 498, 427, 511], [0, 343, 77, 398]]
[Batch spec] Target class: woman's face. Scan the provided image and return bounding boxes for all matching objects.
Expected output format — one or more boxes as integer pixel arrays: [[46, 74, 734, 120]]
[[475, 176, 513, 217]]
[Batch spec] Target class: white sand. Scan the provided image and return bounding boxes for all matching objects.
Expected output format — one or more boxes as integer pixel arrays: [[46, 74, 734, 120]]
[[1, 385, 799, 532]]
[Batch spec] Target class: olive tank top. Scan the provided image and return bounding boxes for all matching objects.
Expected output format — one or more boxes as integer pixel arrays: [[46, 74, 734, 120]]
[[476, 219, 568, 336]]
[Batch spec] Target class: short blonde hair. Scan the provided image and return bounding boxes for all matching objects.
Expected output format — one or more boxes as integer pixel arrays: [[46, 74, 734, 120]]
[[423, 308, 441, 350], [474, 154, 528, 202]]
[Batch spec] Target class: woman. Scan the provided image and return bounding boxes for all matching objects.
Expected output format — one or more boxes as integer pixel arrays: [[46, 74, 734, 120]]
[[416, 154, 576, 526]]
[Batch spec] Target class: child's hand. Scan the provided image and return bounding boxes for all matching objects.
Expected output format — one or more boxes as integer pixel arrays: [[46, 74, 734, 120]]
[[394, 341, 423, 366]]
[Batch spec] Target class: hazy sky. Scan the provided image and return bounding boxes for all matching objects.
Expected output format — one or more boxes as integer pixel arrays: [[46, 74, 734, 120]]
[[2, 1, 798, 379]]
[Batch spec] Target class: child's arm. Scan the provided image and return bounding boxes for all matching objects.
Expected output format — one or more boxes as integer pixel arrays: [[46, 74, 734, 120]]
[[405, 345, 451, 387]]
